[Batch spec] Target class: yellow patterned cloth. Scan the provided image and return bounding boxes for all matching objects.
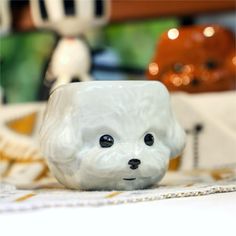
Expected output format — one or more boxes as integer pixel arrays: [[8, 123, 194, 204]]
[[0, 103, 50, 185]]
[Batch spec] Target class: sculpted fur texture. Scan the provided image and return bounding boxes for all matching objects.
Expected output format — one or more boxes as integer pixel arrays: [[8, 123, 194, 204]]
[[40, 81, 185, 190]]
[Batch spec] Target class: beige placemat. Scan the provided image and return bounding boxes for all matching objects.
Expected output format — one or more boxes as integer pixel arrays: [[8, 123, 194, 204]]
[[1, 167, 236, 213]]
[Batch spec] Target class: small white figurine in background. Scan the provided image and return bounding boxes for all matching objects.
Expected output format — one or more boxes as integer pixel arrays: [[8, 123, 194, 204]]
[[45, 38, 92, 90], [40, 81, 186, 190], [30, 0, 110, 91]]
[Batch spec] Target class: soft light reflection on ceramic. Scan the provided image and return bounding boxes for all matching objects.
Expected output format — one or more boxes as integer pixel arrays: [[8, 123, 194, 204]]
[[167, 28, 179, 40], [203, 26, 215, 37], [40, 81, 185, 190], [232, 56, 236, 66], [148, 63, 159, 75]]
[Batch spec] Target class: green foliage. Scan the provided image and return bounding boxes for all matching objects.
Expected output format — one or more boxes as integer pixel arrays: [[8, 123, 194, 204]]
[[0, 31, 55, 103], [104, 18, 179, 68]]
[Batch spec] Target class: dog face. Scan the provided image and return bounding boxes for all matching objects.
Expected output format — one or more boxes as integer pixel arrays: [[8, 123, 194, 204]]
[[40, 81, 185, 190], [147, 25, 236, 93]]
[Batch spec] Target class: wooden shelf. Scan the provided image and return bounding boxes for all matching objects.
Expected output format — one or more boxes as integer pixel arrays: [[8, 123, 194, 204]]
[[8, 0, 236, 31], [110, 0, 236, 22]]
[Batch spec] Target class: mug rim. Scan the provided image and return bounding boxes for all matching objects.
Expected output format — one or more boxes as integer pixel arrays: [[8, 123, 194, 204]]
[[50, 80, 163, 95]]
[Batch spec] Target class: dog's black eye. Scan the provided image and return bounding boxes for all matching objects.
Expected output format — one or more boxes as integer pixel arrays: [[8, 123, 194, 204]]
[[173, 63, 184, 73], [204, 60, 218, 70], [144, 133, 154, 146], [99, 135, 114, 148]]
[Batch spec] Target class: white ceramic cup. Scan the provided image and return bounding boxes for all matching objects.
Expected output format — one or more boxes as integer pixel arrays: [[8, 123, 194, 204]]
[[40, 81, 185, 190]]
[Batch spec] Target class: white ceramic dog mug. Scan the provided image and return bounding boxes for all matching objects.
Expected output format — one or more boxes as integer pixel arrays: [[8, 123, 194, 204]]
[[40, 81, 185, 190]]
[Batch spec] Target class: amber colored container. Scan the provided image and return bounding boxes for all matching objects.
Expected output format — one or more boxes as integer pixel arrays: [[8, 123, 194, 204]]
[[147, 25, 236, 93]]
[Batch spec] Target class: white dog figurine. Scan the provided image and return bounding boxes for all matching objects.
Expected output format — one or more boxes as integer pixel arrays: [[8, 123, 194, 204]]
[[40, 81, 185, 190]]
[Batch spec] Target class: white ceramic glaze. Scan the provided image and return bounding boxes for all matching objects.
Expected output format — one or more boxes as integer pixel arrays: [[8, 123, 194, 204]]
[[40, 81, 185, 190], [30, 0, 110, 36]]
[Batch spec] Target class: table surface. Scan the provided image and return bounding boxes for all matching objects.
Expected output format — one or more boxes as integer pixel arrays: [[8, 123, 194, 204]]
[[1, 191, 235, 236]]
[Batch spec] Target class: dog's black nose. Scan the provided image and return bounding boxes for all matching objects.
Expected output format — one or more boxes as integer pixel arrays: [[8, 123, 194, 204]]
[[191, 77, 201, 86], [128, 159, 141, 170]]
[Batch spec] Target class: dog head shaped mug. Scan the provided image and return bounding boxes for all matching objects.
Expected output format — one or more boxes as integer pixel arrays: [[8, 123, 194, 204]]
[[147, 25, 236, 93], [40, 81, 185, 190]]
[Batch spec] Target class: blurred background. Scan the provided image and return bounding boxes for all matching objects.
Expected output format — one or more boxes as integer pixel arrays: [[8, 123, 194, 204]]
[[1, 0, 235, 103]]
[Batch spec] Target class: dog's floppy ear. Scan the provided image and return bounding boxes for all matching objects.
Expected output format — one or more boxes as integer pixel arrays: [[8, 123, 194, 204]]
[[166, 114, 186, 159], [39, 88, 81, 163]]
